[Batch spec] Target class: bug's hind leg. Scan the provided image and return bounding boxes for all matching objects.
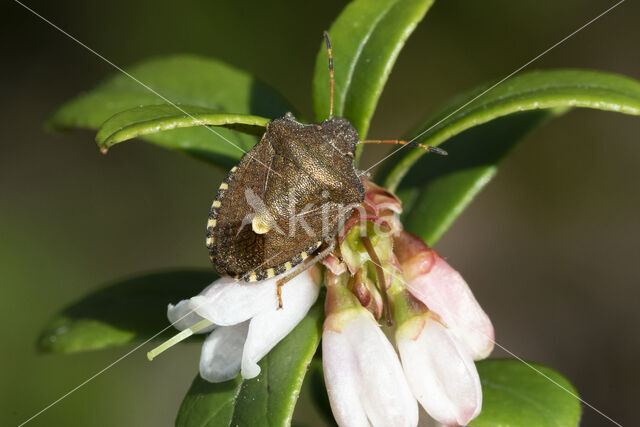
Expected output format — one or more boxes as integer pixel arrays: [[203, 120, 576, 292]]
[[276, 240, 336, 309]]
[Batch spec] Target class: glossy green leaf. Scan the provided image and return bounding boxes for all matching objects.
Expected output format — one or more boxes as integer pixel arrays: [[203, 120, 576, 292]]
[[382, 70, 640, 192], [96, 104, 269, 150], [38, 270, 215, 353], [49, 55, 293, 167], [312, 0, 434, 139], [299, 359, 336, 426], [176, 299, 323, 427], [378, 70, 640, 245], [395, 109, 564, 245], [472, 359, 581, 427]]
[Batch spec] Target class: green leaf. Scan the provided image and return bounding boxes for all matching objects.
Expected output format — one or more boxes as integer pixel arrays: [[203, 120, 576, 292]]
[[38, 270, 215, 353], [299, 359, 336, 426], [49, 55, 293, 167], [472, 359, 581, 427], [378, 70, 640, 245], [396, 109, 564, 245], [176, 299, 323, 427], [312, 0, 435, 139], [96, 104, 269, 150], [382, 70, 640, 192]]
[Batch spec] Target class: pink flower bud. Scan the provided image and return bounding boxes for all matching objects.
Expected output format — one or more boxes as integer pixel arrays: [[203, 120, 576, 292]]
[[397, 313, 482, 425], [395, 231, 494, 360]]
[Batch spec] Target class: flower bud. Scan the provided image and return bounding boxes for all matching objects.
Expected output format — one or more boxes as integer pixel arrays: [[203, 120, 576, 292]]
[[396, 313, 482, 426], [323, 307, 418, 427], [395, 231, 494, 360]]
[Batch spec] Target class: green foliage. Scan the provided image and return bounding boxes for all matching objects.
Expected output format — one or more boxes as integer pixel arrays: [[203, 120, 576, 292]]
[[381, 69, 640, 191], [377, 70, 640, 244], [395, 109, 564, 244], [472, 359, 581, 427], [49, 55, 292, 167], [176, 301, 323, 427], [299, 359, 337, 426], [38, 270, 215, 353], [96, 105, 268, 151], [45, 0, 640, 425], [312, 0, 434, 139]]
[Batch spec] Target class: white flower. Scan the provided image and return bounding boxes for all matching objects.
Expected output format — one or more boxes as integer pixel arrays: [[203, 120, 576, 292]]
[[396, 314, 482, 426], [323, 307, 418, 427], [167, 268, 320, 382]]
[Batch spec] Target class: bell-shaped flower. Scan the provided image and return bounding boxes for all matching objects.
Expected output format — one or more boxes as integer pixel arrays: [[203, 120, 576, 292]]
[[322, 274, 418, 427], [396, 312, 482, 426], [150, 267, 321, 382], [394, 230, 494, 360]]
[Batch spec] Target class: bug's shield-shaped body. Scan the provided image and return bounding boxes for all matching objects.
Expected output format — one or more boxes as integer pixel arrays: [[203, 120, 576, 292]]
[[207, 115, 364, 281]]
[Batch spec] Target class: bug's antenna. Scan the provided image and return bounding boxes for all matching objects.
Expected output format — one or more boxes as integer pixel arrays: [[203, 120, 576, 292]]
[[323, 31, 334, 119], [359, 139, 448, 155]]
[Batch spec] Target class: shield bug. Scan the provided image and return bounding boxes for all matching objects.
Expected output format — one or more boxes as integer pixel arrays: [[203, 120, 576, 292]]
[[206, 32, 446, 307]]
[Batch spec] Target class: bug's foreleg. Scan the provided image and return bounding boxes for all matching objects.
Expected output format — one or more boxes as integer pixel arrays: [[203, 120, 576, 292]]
[[275, 239, 336, 309]]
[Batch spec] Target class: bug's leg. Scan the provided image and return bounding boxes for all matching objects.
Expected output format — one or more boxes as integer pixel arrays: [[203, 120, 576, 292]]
[[358, 139, 448, 155], [276, 283, 283, 309], [275, 240, 336, 309]]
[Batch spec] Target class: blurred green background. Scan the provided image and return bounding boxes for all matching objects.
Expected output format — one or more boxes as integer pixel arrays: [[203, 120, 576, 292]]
[[2, 0, 639, 426]]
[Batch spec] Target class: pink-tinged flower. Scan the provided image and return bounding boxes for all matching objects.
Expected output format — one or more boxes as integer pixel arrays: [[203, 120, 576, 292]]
[[152, 179, 493, 427], [323, 304, 418, 427], [159, 267, 321, 382], [396, 313, 482, 426], [320, 181, 493, 426], [394, 230, 495, 360]]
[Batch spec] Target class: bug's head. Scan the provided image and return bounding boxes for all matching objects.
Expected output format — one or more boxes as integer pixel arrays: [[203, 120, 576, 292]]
[[319, 116, 359, 158]]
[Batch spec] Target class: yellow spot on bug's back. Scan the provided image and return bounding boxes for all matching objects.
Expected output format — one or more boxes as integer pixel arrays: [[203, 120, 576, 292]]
[[284, 261, 292, 271], [252, 211, 273, 234], [249, 272, 257, 282], [219, 182, 228, 190], [208, 218, 217, 228], [212, 200, 221, 208], [316, 241, 322, 247], [301, 252, 308, 260], [231, 166, 238, 172], [267, 268, 275, 278], [206, 236, 215, 246]]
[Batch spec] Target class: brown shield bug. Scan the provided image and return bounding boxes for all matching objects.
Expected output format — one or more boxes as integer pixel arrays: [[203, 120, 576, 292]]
[[206, 32, 446, 307]]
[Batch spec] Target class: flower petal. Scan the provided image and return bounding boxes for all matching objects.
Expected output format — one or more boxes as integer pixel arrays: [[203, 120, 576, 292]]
[[322, 327, 370, 427], [322, 253, 347, 275], [189, 276, 279, 326], [199, 321, 249, 383], [241, 269, 321, 379], [323, 309, 418, 427], [396, 231, 494, 360], [397, 315, 482, 426], [167, 300, 216, 333], [167, 281, 220, 332], [409, 255, 494, 360]]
